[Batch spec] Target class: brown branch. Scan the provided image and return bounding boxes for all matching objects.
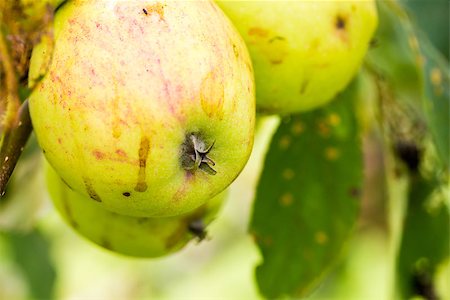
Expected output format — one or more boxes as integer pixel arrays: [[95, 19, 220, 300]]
[[0, 100, 32, 197]]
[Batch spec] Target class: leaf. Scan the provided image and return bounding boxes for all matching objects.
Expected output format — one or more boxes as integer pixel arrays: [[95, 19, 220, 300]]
[[421, 41, 449, 169], [396, 176, 449, 299], [250, 80, 363, 298], [401, 0, 449, 59], [366, 0, 449, 170], [6, 229, 56, 300], [366, 0, 423, 105], [365, 3, 450, 299]]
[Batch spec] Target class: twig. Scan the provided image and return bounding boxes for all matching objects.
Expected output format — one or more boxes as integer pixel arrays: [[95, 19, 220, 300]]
[[0, 100, 32, 197], [0, 26, 21, 131]]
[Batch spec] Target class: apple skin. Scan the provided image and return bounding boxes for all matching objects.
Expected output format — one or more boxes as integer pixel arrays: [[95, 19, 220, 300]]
[[217, 0, 378, 114], [46, 164, 225, 258], [29, 0, 255, 217]]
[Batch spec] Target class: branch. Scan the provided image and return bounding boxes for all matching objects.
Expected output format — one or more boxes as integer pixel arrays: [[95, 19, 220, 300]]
[[0, 100, 32, 197], [0, 23, 21, 130]]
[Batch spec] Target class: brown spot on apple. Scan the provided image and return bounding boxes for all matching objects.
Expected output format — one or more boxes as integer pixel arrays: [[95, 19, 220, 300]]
[[248, 27, 269, 38], [143, 3, 165, 21], [134, 136, 150, 192], [335, 14, 346, 30], [335, 14, 349, 43], [92, 150, 105, 160], [115, 149, 127, 157], [83, 178, 102, 202]]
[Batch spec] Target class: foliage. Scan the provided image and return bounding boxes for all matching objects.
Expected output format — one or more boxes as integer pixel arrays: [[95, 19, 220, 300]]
[[251, 80, 362, 297]]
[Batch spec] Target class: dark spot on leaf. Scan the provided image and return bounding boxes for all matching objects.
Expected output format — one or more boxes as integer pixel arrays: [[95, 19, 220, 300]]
[[411, 270, 437, 300], [394, 141, 422, 173], [349, 187, 361, 198], [122, 192, 131, 197]]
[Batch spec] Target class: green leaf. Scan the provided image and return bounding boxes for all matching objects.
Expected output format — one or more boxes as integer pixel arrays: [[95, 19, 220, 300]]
[[366, 0, 449, 170], [250, 80, 363, 298], [421, 41, 449, 169], [366, 0, 423, 105], [6, 229, 56, 300], [401, 0, 449, 59], [396, 176, 449, 299]]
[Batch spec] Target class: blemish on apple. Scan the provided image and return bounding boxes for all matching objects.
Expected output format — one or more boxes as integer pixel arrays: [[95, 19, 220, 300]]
[[134, 136, 150, 192], [83, 178, 102, 202]]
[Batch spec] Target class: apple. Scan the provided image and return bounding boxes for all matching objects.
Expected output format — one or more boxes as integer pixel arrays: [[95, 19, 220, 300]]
[[217, 0, 378, 114], [29, 0, 255, 217], [46, 164, 226, 257]]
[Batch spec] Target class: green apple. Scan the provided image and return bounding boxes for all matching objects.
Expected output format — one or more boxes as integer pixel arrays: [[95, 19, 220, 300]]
[[217, 0, 378, 114], [46, 164, 226, 258], [29, 0, 255, 217]]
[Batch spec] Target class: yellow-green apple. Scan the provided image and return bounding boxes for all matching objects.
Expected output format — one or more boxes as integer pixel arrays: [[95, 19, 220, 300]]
[[217, 0, 377, 114], [29, 0, 254, 217], [46, 164, 226, 257]]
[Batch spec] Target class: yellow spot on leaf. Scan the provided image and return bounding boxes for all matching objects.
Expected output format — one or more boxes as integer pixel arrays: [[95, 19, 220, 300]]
[[325, 147, 340, 160], [315, 231, 328, 245], [408, 35, 419, 52], [291, 121, 304, 135], [430, 68, 442, 86], [415, 54, 425, 67], [430, 68, 444, 96], [317, 121, 331, 137], [279, 135, 291, 149], [280, 193, 294, 206], [282, 168, 295, 180], [328, 113, 341, 126]]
